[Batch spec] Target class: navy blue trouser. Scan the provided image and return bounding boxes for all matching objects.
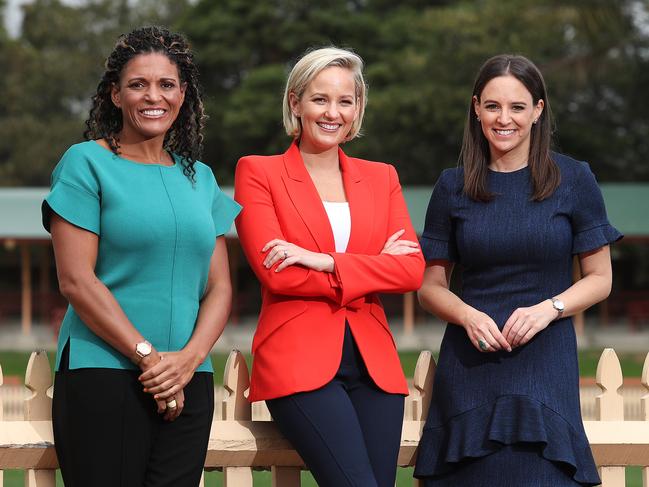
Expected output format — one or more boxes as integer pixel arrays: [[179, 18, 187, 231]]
[[52, 343, 214, 487], [266, 325, 405, 487]]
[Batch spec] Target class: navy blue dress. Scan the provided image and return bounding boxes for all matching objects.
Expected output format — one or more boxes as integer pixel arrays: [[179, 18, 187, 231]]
[[414, 154, 622, 486]]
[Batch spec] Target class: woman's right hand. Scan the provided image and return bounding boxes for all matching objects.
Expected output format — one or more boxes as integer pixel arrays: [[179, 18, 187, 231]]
[[137, 349, 169, 414], [138, 350, 184, 420], [381, 229, 420, 256], [262, 239, 334, 272], [462, 307, 512, 352]]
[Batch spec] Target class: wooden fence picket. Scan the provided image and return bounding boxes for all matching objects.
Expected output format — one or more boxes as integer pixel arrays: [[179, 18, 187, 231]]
[[595, 348, 625, 487], [1, 363, 4, 487], [271, 465, 301, 486], [411, 350, 436, 487], [641, 352, 649, 487], [411, 350, 435, 422], [23, 351, 55, 487], [222, 350, 253, 487]]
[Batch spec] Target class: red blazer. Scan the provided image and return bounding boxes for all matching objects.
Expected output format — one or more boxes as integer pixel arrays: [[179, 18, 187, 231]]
[[234, 142, 424, 402]]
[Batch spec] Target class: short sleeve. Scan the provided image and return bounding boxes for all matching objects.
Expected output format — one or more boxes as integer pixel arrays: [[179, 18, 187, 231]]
[[42, 146, 101, 235], [419, 169, 458, 262], [570, 162, 623, 254], [212, 183, 242, 237]]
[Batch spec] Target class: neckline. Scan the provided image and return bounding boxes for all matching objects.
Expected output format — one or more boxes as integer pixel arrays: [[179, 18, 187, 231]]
[[90, 140, 177, 168], [322, 200, 349, 205], [487, 164, 529, 175]]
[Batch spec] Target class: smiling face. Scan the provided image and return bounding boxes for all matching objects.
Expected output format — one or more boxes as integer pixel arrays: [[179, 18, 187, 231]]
[[289, 66, 359, 154], [474, 74, 544, 166], [111, 52, 186, 142]]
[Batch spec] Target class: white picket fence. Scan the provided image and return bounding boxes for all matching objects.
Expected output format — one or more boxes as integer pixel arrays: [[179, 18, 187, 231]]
[[0, 348, 648, 486]]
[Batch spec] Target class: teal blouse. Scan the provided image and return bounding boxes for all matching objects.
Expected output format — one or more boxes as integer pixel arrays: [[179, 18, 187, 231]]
[[42, 141, 241, 372]]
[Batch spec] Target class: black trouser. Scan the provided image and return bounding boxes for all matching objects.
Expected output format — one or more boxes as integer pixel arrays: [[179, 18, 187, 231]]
[[266, 325, 405, 487], [52, 344, 214, 487]]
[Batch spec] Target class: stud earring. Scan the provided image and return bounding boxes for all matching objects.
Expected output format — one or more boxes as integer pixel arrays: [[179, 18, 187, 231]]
[[476, 116, 481, 122], [533, 119, 538, 124]]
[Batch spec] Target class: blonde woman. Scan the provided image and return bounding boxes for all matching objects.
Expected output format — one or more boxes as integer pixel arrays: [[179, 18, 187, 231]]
[[234, 47, 424, 486]]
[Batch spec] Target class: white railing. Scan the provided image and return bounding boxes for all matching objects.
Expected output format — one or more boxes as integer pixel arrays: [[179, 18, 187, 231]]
[[0, 348, 647, 486]]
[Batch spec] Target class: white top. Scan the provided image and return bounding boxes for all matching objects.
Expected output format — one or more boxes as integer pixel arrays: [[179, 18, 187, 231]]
[[322, 201, 351, 253]]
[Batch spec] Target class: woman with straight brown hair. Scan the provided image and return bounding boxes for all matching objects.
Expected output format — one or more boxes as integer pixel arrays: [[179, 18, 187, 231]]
[[414, 54, 621, 486]]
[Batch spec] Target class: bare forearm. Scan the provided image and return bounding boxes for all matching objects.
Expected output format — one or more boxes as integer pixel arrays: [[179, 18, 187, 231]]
[[183, 283, 232, 366], [417, 283, 471, 327], [554, 273, 611, 318], [61, 275, 144, 362]]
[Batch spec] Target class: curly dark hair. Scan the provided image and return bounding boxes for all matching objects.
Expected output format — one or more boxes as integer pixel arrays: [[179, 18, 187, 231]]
[[84, 25, 205, 181]]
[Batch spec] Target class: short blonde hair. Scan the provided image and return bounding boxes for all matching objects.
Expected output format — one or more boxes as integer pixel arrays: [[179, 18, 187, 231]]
[[282, 47, 367, 142]]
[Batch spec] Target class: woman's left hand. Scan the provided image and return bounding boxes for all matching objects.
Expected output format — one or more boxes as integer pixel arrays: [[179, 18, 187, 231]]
[[162, 388, 185, 422], [139, 350, 198, 400], [380, 229, 420, 256], [262, 239, 334, 273], [502, 300, 557, 347]]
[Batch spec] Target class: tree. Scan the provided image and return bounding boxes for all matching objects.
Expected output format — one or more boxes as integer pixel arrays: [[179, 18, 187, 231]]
[[0, 0, 192, 185], [179, 0, 649, 184], [0, 0, 647, 185]]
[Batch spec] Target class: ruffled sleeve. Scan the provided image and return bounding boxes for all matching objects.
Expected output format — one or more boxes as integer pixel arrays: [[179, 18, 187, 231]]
[[212, 181, 241, 237], [570, 162, 622, 254], [42, 146, 101, 235], [419, 169, 458, 262]]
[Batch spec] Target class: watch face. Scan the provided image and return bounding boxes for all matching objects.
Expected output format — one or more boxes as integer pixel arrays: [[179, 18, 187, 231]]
[[136, 341, 152, 357], [554, 299, 565, 311]]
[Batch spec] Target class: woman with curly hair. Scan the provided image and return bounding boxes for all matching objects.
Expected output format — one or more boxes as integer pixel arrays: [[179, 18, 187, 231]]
[[42, 26, 240, 486]]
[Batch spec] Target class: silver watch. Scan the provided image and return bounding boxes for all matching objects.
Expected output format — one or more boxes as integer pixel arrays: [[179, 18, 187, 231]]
[[551, 298, 565, 317], [135, 340, 152, 362]]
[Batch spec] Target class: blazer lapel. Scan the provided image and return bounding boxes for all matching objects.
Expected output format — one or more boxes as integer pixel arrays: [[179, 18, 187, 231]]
[[282, 142, 336, 252], [339, 147, 374, 254]]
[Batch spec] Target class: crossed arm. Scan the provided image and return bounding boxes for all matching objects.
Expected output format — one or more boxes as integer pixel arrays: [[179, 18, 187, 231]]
[[234, 158, 424, 302]]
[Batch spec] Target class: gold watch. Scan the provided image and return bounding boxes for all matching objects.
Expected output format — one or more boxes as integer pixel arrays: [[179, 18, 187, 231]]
[[134, 340, 152, 363]]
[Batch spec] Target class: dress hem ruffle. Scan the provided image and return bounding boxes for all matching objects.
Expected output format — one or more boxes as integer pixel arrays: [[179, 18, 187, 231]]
[[414, 394, 601, 486]]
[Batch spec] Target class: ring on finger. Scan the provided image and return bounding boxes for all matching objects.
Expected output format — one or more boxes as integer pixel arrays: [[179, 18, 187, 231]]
[[478, 338, 489, 351], [283, 250, 288, 259], [166, 398, 177, 409]]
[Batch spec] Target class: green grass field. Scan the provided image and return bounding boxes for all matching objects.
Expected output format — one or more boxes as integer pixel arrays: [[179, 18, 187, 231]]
[[1, 467, 644, 486], [1, 350, 646, 486]]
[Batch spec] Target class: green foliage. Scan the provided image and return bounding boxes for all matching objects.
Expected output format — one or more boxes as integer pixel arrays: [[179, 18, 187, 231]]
[[0, 0, 192, 185], [178, 0, 649, 183], [1, 463, 645, 486], [0, 0, 647, 185]]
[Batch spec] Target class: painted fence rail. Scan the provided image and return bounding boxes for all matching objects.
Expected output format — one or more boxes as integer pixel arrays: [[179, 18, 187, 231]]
[[0, 348, 647, 487]]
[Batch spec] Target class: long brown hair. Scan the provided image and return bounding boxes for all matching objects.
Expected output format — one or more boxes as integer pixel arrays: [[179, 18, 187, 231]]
[[459, 54, 559, 202]]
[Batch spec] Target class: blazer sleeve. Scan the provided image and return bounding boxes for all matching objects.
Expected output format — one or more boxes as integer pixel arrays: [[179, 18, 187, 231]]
[[329, 164, 425, 305], [234, 156, 340, 300]]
